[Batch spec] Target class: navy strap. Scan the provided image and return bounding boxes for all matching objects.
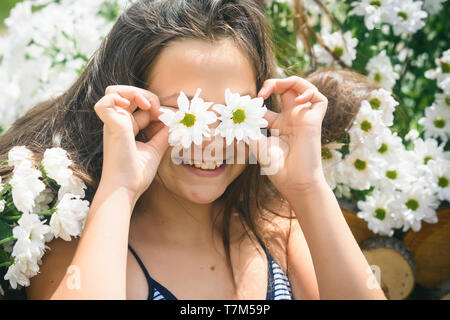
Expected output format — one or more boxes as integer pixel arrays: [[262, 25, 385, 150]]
[[128, 244, 177, 300]]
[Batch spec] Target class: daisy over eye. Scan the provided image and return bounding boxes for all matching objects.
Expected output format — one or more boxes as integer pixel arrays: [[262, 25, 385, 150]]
[[213, 88, 268, 146], [158, 88, 217, 149]]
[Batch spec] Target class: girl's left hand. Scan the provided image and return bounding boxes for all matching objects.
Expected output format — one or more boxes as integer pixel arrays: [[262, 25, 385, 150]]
[[250, 76, 328, 201]]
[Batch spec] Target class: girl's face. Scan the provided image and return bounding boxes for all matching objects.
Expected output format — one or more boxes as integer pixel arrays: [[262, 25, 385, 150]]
[[144, 38, 257, 204]]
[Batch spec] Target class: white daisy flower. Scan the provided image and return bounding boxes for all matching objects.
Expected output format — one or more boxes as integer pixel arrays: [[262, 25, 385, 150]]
[[159, 88, 217, 149], [351, 0, 390, 30], [213, 88, 268, 146], [356, 188, 402, 236], [425, 49, 450, 90], [373, 156, 416, 191], [423, 0, 446, 15], [50, 193, 90, 241], [9, 162, 46, 215], [313, 31, 358, 66], [42, 147, 73, 186], [394, 179, 441, 232], [435, 92, 450, 108], [372, 130, 406, 163], [321, 142, 344, 190], [413, 137, 450, 166], [418, 103, 450, 142], [348, 100, 387, 147], [334, 182, 352, 199], [340, 144, 384, 190], [7, 146, 34, 168], [366, 88, 399, 126], [383, 0, 427, 35], [427, 158, 450, 202], [366, 50, 399, 90]]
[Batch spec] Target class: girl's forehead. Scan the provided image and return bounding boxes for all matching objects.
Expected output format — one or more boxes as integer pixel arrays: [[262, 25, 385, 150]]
[[148, 38, 256, 104]]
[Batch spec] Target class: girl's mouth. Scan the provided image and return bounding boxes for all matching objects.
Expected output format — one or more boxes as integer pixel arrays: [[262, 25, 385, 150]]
[[180, 161, 227, 177], [174, 157, 231, 177]]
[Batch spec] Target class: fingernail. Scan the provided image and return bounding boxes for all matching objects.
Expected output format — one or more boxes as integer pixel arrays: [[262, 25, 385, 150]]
[[258, 88, 266, 97]]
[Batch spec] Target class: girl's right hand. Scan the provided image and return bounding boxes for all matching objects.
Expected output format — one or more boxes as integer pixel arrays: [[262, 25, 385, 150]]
[[94, 85, 169, 203]]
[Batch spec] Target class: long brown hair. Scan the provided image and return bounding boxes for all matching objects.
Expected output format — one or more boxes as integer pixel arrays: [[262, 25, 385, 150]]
[[0, 0, 379, 295]]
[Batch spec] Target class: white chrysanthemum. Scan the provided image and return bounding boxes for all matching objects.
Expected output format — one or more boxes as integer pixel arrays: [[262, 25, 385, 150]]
[[321, 142, 344, 190], [340, 144, 384, 190], [7, 146, 34, 168], [350, 0, 390, 30], [383, 0, 427, 35], [11, 213, 51, 262], [42, 147, 73, 186], [159, 88, 217, 149], [313, 31, 358, 66], [213, 88, 268, 146], [392, 179, 440, 232], [425, 49, 450, 91], [348, 100, 387, 147], [357, 188, 403, 236], [366, 50, 399, 90], [57, 174, 87, 200], [32, 187, 54, 214], [418, 103, 450, 142], [365, 88, 399, 126], [50, 193, 90, 241], [423, 0, 446, 15], [4, 255, 40, 289], [9, 163, 46, 214], [427, 158, 450, 202]]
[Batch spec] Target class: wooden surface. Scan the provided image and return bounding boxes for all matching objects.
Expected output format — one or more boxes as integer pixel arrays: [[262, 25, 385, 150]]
[[403, 207, 450, 288]]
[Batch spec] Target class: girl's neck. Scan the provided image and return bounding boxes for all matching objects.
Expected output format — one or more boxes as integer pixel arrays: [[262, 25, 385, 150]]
[[131, 179, 224, 247]]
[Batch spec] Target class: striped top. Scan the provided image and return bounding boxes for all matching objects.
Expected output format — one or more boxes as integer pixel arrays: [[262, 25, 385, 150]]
[[128, 241, 293, 300]]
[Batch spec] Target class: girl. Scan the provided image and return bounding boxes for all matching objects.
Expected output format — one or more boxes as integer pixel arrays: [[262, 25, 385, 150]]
[[0, 0, 386, 300]]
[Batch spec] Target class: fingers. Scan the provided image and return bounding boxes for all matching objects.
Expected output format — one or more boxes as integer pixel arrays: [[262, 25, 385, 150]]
[[105, 85, 159, 113], [145, 125, 170, 160], [94, 93, 132, 128], [257, 76, 318, 100], [264, 109, 279, 130]]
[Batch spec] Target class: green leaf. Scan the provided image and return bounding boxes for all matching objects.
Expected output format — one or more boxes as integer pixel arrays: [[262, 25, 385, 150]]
[[0, 220, 12, 240]]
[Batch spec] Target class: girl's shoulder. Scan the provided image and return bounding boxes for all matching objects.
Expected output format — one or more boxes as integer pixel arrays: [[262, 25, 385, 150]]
[[26, 237, 80, 299]]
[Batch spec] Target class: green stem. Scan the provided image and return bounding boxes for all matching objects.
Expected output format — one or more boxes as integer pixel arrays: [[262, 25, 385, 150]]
[[0, 183, 11, 196], [0, 236, 16, 246], [36, 208, 56, 216], [2, 215, 21, 221], [0, 260, 14, 268]]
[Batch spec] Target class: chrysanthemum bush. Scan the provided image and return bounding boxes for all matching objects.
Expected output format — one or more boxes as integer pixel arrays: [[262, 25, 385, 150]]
[[0, 0, 449, 292], [0, 146, 89, 295]]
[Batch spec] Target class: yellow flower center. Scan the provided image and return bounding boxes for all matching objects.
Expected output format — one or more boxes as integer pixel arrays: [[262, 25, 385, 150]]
[[233, 109, 246, 124], [180, 113, 196, 127]]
